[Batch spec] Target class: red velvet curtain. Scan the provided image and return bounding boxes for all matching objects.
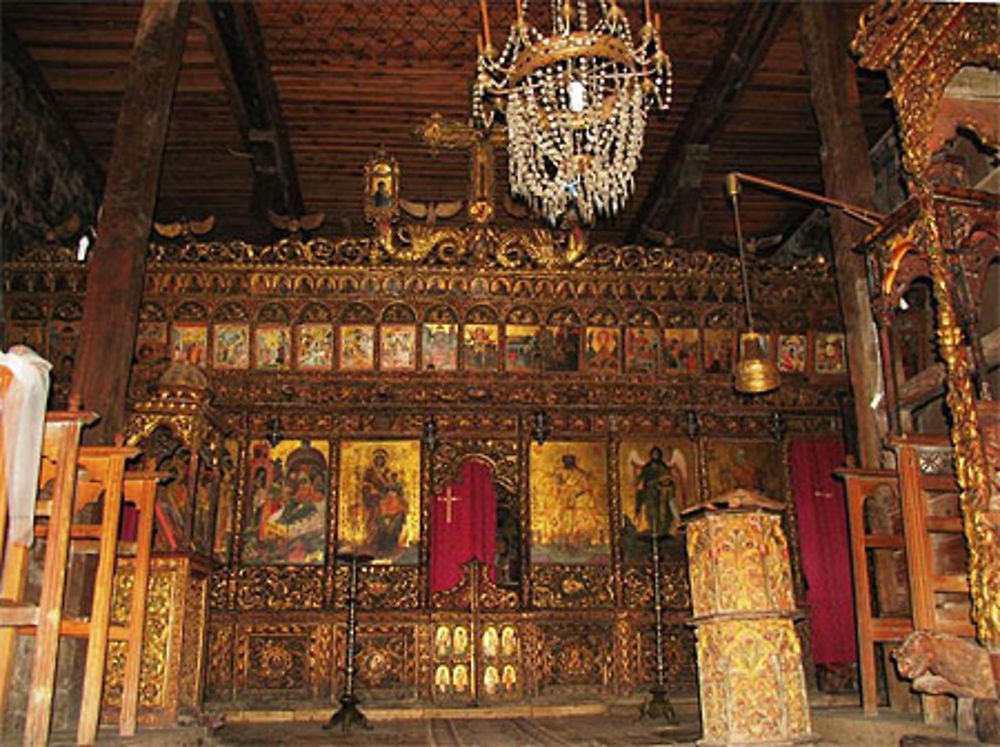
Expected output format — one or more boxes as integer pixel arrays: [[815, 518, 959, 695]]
[[430, 459, 496, 594], [789, 438, 857, 665]]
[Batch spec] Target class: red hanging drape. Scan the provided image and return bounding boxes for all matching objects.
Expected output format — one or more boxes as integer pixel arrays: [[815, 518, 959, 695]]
[[430, 459, 496, 594], [789, 438, 857, 665]]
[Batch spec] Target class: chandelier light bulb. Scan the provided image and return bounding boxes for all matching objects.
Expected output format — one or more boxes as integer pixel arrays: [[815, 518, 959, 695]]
[[567, 79, 587, 113]]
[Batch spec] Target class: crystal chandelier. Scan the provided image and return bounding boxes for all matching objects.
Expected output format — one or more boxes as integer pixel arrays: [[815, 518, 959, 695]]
[[473, 0, 671, 226]]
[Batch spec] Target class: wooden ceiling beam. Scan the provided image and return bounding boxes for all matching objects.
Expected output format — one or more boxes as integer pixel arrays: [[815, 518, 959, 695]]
[[195, 0, 304, 217], [627, 1, 792, 244]]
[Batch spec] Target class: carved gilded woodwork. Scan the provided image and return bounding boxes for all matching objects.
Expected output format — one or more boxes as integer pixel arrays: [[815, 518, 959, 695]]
[[431, 440, 519, 496], [247, 633, 309, 691], [236, 566, 325, 611], [855, 2, 1000, 650], [353, 625, 418, 696], [622, 564, 691, 611], [430, 561, 519, 611], [331, 565, 422, 610], [234, 622, 331, 699], [179, 575, 208, 712], [329, 623, 419, 701], [7, 235, 848, 431], [532, 622, 616, 694], [611, 613, 636, 694], [102, 557, 209, 725], [531, 565, 615, 609], [175, 376, 844, 415], [126, 389, 220, 457], [204, 622, 235, 701], [853, 2, 999, 179], [638, 624, 698, 690], [918, 197, 1000, 649]]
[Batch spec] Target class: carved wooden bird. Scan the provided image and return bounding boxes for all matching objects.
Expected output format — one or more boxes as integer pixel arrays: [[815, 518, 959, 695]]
[[721, 232, 784, 255], [44, 213, 81, 243], [398, 198, 464, 226], [502, 193, 530, 219], [266, 209, 325, 235], [153, 215, 216, 239]]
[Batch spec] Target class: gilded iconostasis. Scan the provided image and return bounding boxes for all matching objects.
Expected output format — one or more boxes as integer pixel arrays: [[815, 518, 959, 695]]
[[5, 232, 849, 706]]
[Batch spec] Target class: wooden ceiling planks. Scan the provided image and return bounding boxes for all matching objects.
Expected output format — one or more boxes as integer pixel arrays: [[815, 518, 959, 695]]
[[698, 3, 891, 249], [3, 0, 892, 248]]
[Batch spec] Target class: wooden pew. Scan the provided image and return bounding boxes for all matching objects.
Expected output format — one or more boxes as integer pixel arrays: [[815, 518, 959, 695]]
[[0, 409, 97, 745], [0, 386, 161, 744]]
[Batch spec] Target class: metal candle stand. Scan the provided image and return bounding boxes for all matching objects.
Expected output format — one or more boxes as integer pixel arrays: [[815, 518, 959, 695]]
[[640, 530, 678, 723], [324, 552, 375, 733]]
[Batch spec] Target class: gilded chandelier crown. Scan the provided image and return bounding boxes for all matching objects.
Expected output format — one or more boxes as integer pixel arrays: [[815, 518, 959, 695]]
[[473, 0, 672, 226]]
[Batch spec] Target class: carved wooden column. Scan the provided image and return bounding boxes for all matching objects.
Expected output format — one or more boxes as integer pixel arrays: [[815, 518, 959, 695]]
[[685, 490, 813, 746], [801, 1, 885, 469], [71, 0, 191, 443]]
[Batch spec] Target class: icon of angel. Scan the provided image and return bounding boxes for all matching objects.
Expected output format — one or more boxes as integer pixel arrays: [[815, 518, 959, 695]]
[[627, 445, 688, 536]]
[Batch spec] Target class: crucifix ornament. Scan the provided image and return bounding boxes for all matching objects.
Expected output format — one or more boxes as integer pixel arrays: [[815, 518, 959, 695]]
[[437, 485, 462, 524], [414, 113, 501, 224]]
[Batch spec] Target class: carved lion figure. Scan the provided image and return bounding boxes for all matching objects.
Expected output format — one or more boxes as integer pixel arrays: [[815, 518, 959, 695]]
[[894, 630, 996, 700]]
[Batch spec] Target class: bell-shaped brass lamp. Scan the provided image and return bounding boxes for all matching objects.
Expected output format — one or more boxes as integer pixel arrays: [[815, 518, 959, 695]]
[[735, 331, 781, 394], [727, 174, 780, 395]]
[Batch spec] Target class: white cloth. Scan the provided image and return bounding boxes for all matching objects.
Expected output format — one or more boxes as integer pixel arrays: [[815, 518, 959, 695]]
[[1, 346, 52, 547]]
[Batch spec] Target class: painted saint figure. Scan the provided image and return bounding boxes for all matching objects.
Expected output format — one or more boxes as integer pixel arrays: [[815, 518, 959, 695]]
[[630, 446, 687, 537], [551, 453, 606, 549], [434, 665, 450, 694], [452, 664, 469, 693], [482, 626, 499, 659], [435, 626, 452, 659], [372, 179, 392, 208], [453, 626, 469, 657]]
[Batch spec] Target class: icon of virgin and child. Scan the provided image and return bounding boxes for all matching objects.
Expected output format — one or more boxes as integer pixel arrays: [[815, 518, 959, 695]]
[[338, 442, 419, 563], [360, 449, 409, 554]]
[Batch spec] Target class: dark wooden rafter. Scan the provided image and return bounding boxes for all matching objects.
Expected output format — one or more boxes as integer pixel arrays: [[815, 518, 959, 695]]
[[628, 1, 792, 244], [71, 0, 191, 443], [195, 1, 304, 218]]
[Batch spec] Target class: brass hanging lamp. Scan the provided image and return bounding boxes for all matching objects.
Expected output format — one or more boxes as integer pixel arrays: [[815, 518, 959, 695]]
[[727, 174, 780, 394]]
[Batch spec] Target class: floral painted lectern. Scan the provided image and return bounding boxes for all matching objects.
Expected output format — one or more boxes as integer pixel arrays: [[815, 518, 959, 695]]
[[684, 490, 814, 746]]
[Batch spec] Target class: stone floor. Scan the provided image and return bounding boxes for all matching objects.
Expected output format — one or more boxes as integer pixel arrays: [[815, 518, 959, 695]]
[[208, 700, 973, 747], [215, 711, 703, 746], [60, 700, 977, 746]]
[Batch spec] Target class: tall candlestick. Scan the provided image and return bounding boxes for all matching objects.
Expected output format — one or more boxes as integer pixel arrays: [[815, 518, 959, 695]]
[[324, 552, 375, 733], [639, 507, 678, 723], [480, 0, 492, 50]]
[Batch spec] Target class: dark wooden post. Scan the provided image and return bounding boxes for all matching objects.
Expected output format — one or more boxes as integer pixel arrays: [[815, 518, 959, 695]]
[[800, 3, 884, 469], [71, 0, 192, 443]]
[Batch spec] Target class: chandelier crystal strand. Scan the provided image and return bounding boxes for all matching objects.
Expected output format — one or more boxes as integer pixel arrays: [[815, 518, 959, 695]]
[[474, 0, 671, 225]]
